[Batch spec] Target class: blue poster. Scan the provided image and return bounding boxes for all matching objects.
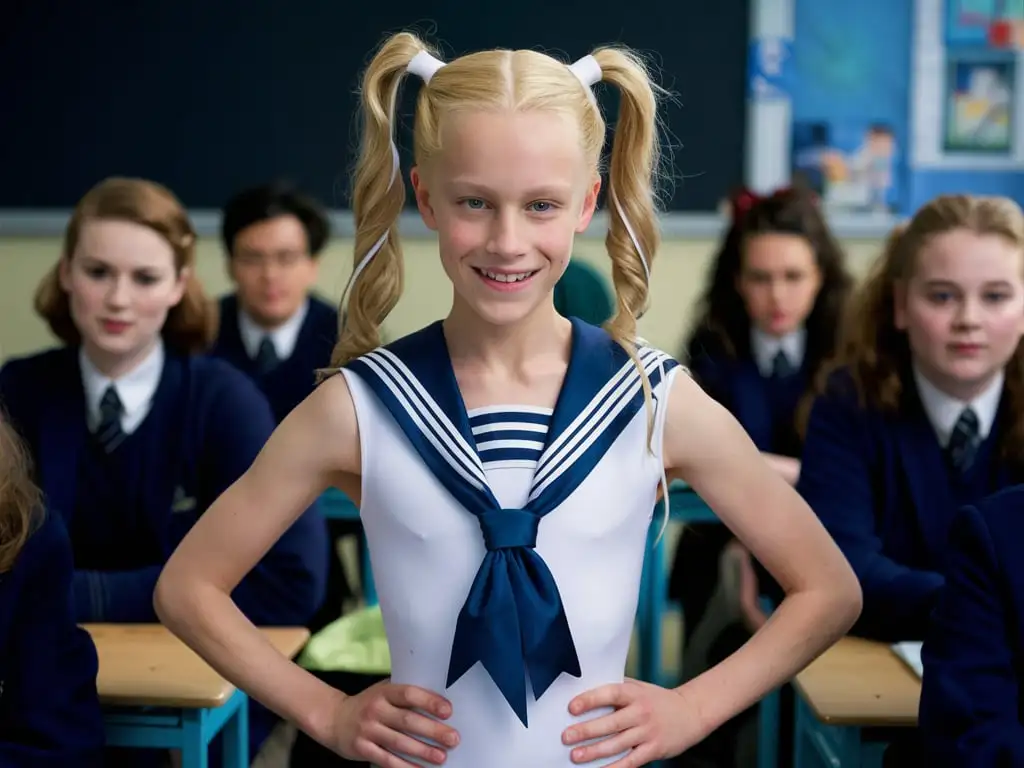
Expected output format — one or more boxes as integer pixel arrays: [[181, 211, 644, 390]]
[[790, 0, 910, 212], [748, 37, 794, 101]]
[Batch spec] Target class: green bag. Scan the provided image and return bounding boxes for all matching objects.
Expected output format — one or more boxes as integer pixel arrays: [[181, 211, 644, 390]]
[[298, 604, 392, 674]]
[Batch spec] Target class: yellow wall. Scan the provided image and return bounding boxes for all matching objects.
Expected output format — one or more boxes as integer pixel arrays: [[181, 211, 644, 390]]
[[0, 236, 885, 364]]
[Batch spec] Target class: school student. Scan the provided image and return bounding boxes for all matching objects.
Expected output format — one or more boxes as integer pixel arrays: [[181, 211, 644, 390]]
[[668, 185, 853, 767], [0, 413, 104, 767], [670, 185, 853, 627], [0, 176, 329, 758], [211, 181, 339, 423], [918, 484, 1024, 765], [153, 33, 861, 768], [798, 194, 1024, 642], [210, 181, 354, 628]]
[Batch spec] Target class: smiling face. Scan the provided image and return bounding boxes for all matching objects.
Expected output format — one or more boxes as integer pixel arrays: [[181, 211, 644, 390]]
[[410, 109, 600, 328], [60, 219, 188, 373], [895, 228, 1024, 400]]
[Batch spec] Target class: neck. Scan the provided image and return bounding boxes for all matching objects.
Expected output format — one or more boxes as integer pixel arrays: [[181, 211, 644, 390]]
[[916, 362, 1001, 404], [443, 300, 571, 375], [241, 298, 306, 333], [82, 339, 159, 380]]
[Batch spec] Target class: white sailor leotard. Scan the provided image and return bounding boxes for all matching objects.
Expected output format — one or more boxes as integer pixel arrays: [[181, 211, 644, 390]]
[[341, 318, 680, 767]]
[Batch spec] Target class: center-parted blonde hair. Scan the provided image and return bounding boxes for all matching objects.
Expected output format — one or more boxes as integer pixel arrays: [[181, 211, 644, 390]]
[[328, 32, 665, 375], [808, 194, 1024, 459]]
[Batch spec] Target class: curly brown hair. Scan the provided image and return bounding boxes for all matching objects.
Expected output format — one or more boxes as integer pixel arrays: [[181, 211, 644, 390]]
[[815, 194, 1024, 459], [0, 412, 43, 574], [686, 184, 853, 391]]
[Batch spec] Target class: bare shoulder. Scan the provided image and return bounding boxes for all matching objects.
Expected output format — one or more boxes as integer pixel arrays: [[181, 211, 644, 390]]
[[253, 369, 362, 486], [661, 368, 746, 476]]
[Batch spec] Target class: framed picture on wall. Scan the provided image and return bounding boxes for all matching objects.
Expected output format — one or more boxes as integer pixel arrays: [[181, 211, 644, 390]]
[[946, 0, 1024, 47], [943, 54, 1016, 153]]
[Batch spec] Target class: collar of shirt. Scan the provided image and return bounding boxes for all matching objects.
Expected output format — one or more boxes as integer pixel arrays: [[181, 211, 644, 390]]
[[79, 341, 165, 434], [913, 364, 1003, 447], [750, 326, 806, 377], [238, 298, 309, 361]]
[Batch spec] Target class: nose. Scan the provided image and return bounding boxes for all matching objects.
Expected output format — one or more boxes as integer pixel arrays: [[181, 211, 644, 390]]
[[485, 209, 528, 259], [105, 275, 131, 309], [954, 296, 982, 328], [768, 278, 786, 306]]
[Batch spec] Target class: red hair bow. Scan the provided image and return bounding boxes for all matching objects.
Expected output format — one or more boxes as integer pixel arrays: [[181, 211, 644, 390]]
[[728, 184, 815, 223]]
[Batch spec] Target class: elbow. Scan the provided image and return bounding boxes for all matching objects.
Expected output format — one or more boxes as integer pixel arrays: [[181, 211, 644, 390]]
[[831, 568, 863, 635], [153, 561, 201, 634]]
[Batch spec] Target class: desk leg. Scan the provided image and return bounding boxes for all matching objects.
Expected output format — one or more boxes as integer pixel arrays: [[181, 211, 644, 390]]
[[221, 695, 250, 768], [793, 692, 889, 768], [363, 535, 378, 607], [180, 711, 209, 768]]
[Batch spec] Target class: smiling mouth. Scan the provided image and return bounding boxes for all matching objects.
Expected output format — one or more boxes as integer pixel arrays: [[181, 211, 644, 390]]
[[473, 267, 539, 284]]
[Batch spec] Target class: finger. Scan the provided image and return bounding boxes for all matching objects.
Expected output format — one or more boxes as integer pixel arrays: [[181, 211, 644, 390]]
[[569, 729, 644, 765], [569, 684, 629, 715], [388, 684, 454, 719], [382, 705, 460, 749], [373, 724, 450, 766], [354, 737, 428, 768], [563, 708, 638, 745], [603, 740, 655, 768]]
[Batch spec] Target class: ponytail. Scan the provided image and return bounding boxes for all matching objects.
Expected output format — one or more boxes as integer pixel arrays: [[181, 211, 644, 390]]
[[591, 47, 663, 345], [326, 32, 436, 372]]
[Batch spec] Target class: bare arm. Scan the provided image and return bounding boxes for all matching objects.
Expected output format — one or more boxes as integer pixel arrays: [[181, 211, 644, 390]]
[[664, 373, 861, 736], [761, 452, 800, 485], [154, 374, 358, 747]]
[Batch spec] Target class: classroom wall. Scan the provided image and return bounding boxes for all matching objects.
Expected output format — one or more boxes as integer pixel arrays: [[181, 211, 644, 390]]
[[0, 235, 885, 364]]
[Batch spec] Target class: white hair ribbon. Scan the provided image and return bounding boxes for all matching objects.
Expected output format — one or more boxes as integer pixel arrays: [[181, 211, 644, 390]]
[[339, 51, 447, 320], [407, 50, 447, 83]]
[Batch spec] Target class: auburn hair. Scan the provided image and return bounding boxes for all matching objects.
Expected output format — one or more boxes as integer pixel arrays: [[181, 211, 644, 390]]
[[34, 177, 218, 354]]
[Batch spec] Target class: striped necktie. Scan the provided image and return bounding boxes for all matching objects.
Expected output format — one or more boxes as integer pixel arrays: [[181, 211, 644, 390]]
[[96, 385, 126, 454], [947, 407, 980, 473]]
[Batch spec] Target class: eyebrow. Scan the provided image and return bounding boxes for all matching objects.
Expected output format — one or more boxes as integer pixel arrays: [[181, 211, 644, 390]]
[[922, 278, 1016, 290], [446, 179, 575, 199]]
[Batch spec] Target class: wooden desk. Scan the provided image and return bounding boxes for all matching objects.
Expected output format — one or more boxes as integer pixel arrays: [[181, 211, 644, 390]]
[[792, 637, 921, 768], [84, 624, 310, 768]]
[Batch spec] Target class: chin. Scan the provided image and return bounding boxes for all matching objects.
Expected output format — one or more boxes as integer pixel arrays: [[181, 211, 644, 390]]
[[940, 360, 998, 385]]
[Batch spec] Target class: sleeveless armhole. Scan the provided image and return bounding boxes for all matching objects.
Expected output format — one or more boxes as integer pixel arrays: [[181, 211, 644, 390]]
[[653, 361, 685, 467], [338, 368, 370, 520], [651, 360, 685, 543]]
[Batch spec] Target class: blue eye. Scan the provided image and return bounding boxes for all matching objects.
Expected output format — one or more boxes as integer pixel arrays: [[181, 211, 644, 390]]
[[530, 201, 553, 213], [461, 198, 487, 210]]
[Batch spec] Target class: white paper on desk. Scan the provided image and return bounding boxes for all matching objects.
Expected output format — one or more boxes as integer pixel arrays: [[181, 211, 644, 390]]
[[891, 641, 923, 678]]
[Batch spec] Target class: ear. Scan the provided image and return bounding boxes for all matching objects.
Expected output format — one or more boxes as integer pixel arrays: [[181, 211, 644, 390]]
[[58, 257, 72, 292], [575, 177, 602, 234], [410, 166, 438, 231], [893, 279, 908, 330], [170, 265, 190, 307]]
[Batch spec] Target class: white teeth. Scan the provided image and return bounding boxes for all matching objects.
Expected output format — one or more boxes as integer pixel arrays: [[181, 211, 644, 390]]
[[480, 269, 533, 283]]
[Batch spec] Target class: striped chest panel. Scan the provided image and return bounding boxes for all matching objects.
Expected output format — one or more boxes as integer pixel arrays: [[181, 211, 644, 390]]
[[468, 406, 553, 471]]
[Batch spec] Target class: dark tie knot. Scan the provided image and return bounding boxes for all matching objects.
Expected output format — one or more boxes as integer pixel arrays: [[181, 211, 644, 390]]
[[479, 509, 540, 551], [100, 385, 123, 416]]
